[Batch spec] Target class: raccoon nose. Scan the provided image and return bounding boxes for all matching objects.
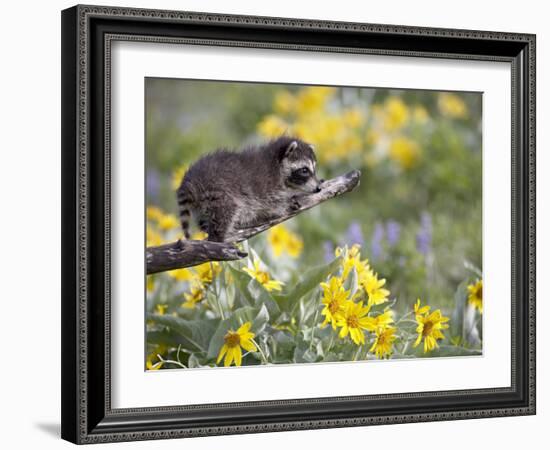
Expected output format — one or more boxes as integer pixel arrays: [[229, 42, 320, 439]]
[[315, 184, 322, 193]]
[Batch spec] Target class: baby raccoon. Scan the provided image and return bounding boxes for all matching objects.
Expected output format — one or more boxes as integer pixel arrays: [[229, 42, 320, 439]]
[[176, 136, 323, 242]]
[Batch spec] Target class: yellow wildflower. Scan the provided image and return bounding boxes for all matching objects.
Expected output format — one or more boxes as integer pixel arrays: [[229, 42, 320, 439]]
[[342, 107, 366, 128], [438, 92, 468, 119], [286, 233, 304, 258], [467, 279, 483, 314], [320, 276, 350, 329], [383, 97, 409, 131], [336, 244, 370, 280], [217, 322, 257, 367], [167, 268, 194, 282], [146, 276, 155, 293], [158, 213, 179, 231], [389, 136, 421, 169], [369, 326, 396, 359], [413, 105, 429, 123], [171, 164, 188, 191], [191, 230, 208, 241], [182, 285, 205, 309], [155, 304, 167, 315], [295, 86, 335, 116], [195, 262, 221, 285], [267, 224, 303, 258], [146, 228, 164, 247], [257, 115, 289, 138], [336, 301, 376, 345], [359, 270, 390, 306], [242, 259, 284, 292], [371, 310, 394, 330], [365, 129, 381, 147], [146, 206, 164, 222], [413, 304, 450, 353], [293, 110, 363, 164], [273, 90, 296, 115], [336, 133, 362, 157], [146, 355, 164, 371], [414, 298, 430, 315]]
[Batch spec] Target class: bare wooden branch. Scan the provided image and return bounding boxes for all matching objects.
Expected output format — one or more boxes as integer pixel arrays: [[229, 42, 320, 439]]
[[147, 240, 247, 274], [146, 170, 361, 274]]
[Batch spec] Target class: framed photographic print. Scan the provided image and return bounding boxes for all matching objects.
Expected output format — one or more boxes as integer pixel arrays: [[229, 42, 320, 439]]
[[61, 4, 536, 444]]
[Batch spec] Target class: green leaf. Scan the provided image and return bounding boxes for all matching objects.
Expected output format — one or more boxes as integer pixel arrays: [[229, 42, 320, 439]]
[[297, 292, 319, 327], [147, 330, 192, 348], [233, 304, 270, 334], [274, 256, 342, 311], [227, 264, 281, 317], [450, 280, 468, 339], [207, 320, 232, 360], [343, 266, 359, 297], [227, 265, 255, 308], [248, 278, 281, 317], [269, 329, 296, 363], [147, 314, 219, 353], [187, 353, 202, 368], [293, 336, 319, 363]]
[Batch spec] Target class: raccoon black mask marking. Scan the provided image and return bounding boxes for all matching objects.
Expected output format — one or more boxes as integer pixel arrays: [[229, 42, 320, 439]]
[[176, 136, 323, 242]]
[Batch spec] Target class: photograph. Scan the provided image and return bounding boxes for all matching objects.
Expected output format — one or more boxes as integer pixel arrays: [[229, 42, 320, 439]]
[[144, 79, 483, 370], [57, 3, 536, 445]]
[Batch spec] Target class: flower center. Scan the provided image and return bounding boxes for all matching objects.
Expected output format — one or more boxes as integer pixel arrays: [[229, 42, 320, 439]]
[[257, 271, 270, 285], [478, 286, 482, 299], [347, 315, 359, 328], [377, 332, 386, 345], [224, 331, 241, 348], [422, 320, 434, 337], [329, 299, 340, 314]]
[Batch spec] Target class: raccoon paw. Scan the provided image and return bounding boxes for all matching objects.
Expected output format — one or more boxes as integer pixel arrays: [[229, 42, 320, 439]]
[[289, 196, 302, 212]]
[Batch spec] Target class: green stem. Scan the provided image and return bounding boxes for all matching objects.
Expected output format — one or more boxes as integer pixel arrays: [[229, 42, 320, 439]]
[[209, 262, 225, 320], [353, 345, 362, 361], [251, 337, 269, 364], [222, 264, 232, 310], [396, 311, 414, 325], [398, 319, 418, 325], [325, 332, 335, 359], [157, 354, 187, 369], [309, 309, 319, 351]]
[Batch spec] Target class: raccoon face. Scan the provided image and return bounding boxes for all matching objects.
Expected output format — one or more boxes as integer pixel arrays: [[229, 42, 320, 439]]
[[280, 139, 323, 193]]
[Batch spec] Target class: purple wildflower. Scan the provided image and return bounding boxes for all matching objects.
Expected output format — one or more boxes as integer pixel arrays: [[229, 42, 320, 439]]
[[371, 222, 384, 261], [386, 220, 401, 247], [323, 241, 335, 263], [146, 169, 161, 203], [346, 221, 364, 247], [416, 212, 432, 255]]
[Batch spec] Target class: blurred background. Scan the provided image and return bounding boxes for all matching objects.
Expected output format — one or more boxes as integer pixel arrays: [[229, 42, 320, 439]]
[[146, 79, 482, 316]]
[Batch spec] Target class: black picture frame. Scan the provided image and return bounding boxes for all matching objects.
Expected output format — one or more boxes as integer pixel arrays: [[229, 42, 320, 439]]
[[61, 4, 536, 444]]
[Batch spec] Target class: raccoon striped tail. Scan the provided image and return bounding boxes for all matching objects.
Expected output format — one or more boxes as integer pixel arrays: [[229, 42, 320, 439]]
[[176, 186, 193, 240]]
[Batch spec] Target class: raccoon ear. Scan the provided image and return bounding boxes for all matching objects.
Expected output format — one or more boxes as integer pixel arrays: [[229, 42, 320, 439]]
[[283, 141, 298, 158]]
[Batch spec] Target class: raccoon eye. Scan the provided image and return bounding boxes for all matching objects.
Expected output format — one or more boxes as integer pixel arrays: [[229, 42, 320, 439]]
[[298, 168, 310, 176]]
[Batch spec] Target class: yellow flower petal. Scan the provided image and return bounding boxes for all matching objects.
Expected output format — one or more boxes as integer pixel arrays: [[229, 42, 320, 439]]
[[233, 347, 243, 367], [217, 344, 228, 364]]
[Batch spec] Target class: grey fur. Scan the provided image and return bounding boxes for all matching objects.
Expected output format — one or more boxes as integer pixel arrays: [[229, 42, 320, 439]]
[[176, 136, 323, 242]]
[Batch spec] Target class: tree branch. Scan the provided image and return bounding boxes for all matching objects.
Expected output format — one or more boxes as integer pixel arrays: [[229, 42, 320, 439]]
[[146, 240, 248, 274], [146, 170, 361, 274]]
